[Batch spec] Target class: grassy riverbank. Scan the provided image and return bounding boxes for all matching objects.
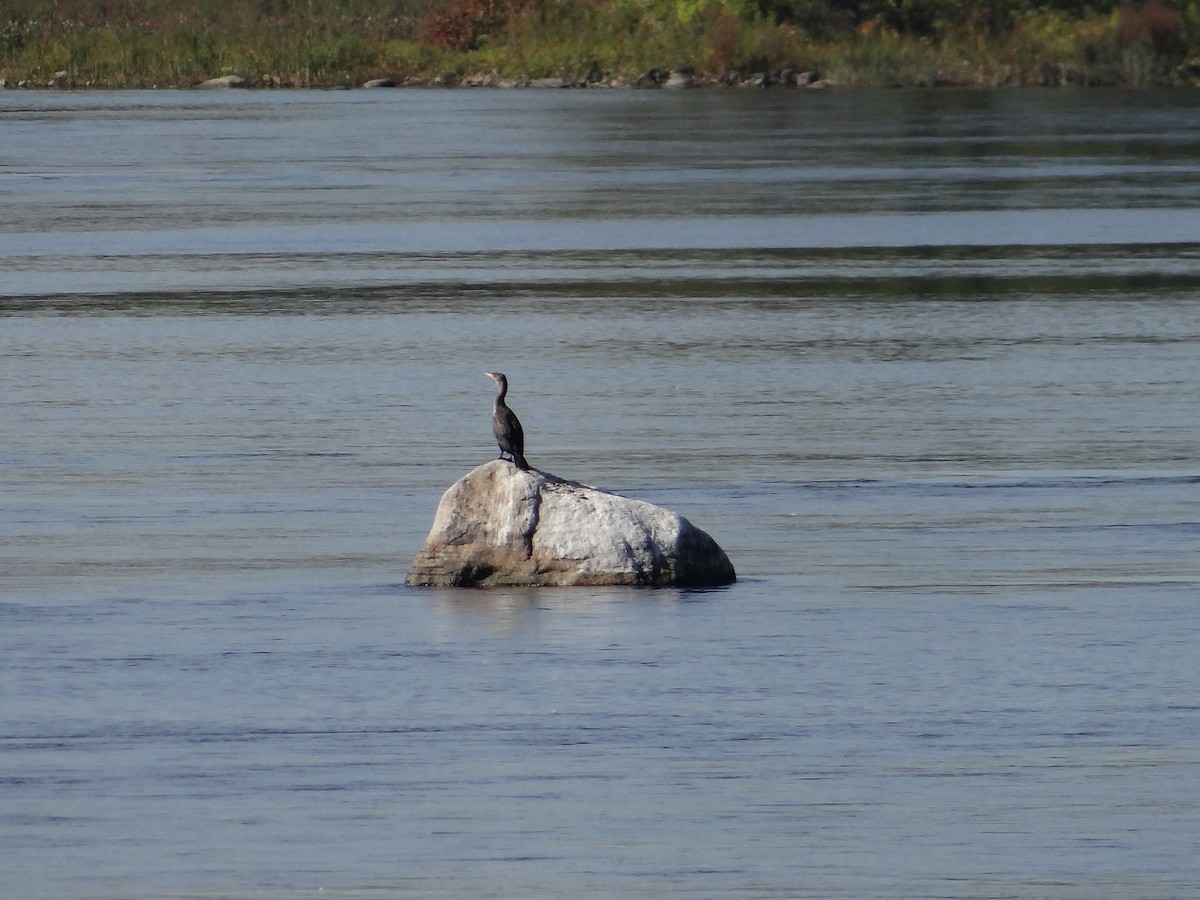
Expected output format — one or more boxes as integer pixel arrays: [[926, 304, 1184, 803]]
[[3, 0, 1200, 88]]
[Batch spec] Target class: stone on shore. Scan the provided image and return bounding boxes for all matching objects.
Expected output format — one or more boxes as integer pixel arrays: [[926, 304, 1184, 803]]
[[406, 460, 736, 588], [198, 75, 248, 89]]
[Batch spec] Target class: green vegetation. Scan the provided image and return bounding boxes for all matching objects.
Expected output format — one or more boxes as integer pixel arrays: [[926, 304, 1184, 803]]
[[2, 0, 1199, 88]]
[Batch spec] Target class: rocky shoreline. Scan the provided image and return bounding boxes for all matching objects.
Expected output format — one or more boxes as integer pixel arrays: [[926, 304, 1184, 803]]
[[7, 59, 1200, 91], [1, 68, 833, 90]]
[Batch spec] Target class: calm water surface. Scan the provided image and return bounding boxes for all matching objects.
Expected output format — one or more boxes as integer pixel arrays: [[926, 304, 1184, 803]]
[[2, 89, 1200, 898]]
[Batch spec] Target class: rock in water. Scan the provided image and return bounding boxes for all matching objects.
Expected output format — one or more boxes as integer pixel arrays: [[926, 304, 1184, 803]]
[[406, 461, 736, 588]]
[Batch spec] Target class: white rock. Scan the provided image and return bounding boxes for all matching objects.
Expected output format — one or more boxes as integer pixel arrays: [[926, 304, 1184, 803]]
[[406, 461, 736, 587], [197, 75, 248, 89]]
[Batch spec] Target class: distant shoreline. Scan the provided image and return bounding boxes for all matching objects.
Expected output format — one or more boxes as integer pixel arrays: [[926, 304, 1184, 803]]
[[6, 68, 1200, 91], [6, 63, 1200, 91], [4, 0, 1200, 93]]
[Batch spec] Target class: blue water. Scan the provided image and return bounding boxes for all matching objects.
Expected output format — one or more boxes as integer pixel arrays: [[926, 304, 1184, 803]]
[[2, 88, 1200, 898]]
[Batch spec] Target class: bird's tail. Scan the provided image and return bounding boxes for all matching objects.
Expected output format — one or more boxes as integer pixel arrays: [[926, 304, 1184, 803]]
[[513, 453, 530, 471]]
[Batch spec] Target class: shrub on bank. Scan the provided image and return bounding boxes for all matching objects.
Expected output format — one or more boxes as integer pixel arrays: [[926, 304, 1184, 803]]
[[2, 0, 1198, 87]]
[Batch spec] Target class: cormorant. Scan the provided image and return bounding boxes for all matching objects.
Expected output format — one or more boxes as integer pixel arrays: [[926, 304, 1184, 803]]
[[484, 372, 530, 471]]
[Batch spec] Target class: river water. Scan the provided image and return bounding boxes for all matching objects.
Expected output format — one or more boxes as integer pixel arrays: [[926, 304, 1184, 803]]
[[2, 88, 1200, 898]]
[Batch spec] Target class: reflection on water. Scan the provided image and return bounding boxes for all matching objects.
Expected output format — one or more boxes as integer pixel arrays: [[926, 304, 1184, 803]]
[[2, 90, 1200, 900], [6, 236, 1200, 299], [4, 88, 1200, 296]]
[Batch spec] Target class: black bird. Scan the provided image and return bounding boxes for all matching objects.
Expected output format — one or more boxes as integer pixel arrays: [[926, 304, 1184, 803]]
[[484, 372, 530, 471]]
